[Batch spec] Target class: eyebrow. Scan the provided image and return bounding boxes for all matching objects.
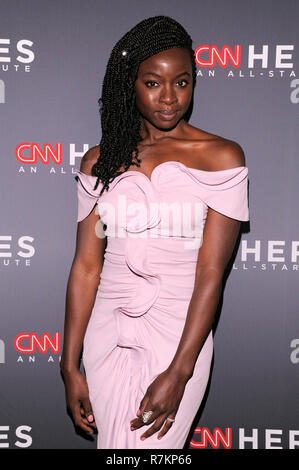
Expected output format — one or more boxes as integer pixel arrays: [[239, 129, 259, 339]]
[[142, 71, 191, 79]]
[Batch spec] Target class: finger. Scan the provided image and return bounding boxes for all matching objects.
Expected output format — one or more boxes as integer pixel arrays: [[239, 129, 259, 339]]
[[131, 403, 159, 430], [71, 402, 95, 434], [79, 413, 97, 428], [81, 398, 97, 427], [131, 395, 150, 428], [140, 414, 168, 440], [157, 416, 176, 440], [137, 394, 150, 417]]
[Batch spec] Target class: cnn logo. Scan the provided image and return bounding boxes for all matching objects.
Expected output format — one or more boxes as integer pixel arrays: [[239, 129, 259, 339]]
[[190, 427, 232, 449], [15, 143, 62, 164], [14, 332, 60, 354]]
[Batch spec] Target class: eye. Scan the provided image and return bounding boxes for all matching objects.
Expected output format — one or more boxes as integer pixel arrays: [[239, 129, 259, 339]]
[[144, 79, 189, 88], [177, 79, 189, 87], [145, 80, 158, 88]]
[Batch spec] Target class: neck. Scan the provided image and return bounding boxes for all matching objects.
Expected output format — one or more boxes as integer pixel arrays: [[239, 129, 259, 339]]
[[139, 118, 187, 145]]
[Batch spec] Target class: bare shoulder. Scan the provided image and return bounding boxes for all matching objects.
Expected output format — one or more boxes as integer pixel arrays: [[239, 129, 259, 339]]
[[204, 137, 246, 171], [80, 144, 100, 175], [183, 125, 246, 171]]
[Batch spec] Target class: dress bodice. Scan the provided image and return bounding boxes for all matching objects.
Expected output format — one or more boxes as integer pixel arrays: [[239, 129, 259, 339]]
[[74, 161, 249, 318], [75, 160, 249, 241]]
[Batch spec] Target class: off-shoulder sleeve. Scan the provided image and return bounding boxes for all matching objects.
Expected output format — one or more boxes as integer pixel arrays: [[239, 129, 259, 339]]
[[74, 169, 103, 222], [182, 165, 249, 221]]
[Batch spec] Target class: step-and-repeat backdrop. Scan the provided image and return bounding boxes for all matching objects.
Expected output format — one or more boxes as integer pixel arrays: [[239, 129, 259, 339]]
[[1, 0, 298, 449]]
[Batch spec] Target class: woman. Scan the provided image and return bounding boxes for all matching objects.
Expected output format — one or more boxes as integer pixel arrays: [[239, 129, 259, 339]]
[[60, 15, 249, 449]]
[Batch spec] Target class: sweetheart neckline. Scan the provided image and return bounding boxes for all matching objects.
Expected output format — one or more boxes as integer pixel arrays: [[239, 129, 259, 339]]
[[76, 160, 247, 184], [122, 161, 246, 183]]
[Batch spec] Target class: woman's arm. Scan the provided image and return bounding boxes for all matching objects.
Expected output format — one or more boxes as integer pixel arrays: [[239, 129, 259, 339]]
[[167, 207, 241, 380], [60, 147, 105, 434], [167, 144, 246, 379]]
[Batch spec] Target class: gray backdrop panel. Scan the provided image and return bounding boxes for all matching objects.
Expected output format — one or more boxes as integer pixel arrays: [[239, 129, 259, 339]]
[[0, 0, 298, 449]]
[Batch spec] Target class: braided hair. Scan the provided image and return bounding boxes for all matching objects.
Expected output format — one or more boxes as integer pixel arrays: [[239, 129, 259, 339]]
[[91, 15, 197, 195]]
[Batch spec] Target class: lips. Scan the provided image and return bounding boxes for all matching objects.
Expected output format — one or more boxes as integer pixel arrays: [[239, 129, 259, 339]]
[[158, 109, 178, 115], [157, 109, 178, 121]]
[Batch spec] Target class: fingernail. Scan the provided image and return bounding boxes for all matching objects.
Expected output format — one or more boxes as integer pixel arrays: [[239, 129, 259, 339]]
[[88, 415, 94, 422], [140, 436, 145, 441], [137, 409, 141, 416]]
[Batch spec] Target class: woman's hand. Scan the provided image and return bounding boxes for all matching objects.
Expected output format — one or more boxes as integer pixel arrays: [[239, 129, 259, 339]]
[[130, 368, 189, 441], [61, 367, 97, 435]]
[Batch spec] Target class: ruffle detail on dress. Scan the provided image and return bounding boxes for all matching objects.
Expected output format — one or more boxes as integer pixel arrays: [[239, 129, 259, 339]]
[[114, 173, 162, 318], [75, 168, 162, 318], [177, 164, 250, 221]]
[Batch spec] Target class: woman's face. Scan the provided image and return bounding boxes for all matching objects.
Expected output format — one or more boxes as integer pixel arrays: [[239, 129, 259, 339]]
[[134, 47, 193, 130]]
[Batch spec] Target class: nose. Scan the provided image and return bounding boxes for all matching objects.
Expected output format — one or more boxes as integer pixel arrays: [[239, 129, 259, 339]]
[[159, 84, 178, 105]]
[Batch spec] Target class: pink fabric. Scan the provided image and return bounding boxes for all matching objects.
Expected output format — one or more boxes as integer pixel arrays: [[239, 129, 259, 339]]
[[74, 161, 249, 449]]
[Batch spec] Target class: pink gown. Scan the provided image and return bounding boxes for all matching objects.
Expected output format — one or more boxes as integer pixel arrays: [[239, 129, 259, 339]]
[[74, 160, 249, 449]]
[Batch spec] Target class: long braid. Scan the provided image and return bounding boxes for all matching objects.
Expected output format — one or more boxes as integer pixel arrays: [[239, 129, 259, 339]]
[[91, 15, 197, 196]]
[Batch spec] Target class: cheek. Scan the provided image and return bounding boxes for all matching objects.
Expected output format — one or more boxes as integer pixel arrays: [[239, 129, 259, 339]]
[[180, 89, 193, 105], [136, 91, 156, 111]]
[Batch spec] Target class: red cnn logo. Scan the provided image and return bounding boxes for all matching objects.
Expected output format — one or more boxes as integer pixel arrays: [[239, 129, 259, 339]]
[[15, 143, 62, 164], [190, 427, 232, 449], [14, 333, 60, 354], [194, 45, 241, 68]]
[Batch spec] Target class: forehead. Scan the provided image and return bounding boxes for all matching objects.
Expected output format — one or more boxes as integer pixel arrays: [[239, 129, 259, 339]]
[[138, 48, 191, 75]]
